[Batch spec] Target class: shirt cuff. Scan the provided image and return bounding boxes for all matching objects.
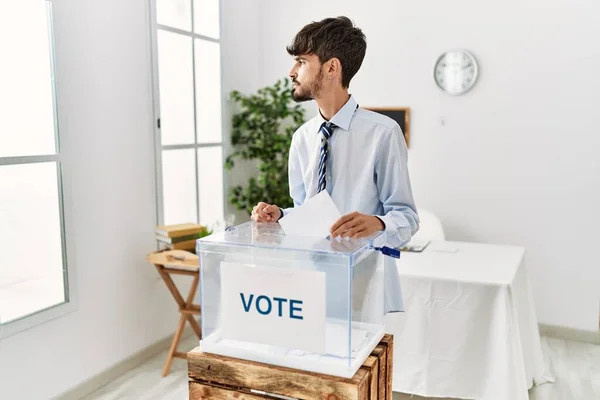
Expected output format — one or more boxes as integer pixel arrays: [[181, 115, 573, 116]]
[[280, 207, 294, 218], [376, 215, 401, 247]]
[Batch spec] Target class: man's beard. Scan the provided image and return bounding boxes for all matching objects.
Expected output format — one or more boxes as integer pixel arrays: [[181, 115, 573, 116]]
[[292, 71, 323, 102]]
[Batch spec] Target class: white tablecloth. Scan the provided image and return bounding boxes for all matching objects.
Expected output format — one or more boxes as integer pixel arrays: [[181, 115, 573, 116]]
[[385, 241, 554, 400]]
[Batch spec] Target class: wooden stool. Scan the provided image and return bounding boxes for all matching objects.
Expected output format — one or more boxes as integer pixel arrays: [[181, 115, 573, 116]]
[[147, 249, 202, 376], [187, 334, 394, 400]]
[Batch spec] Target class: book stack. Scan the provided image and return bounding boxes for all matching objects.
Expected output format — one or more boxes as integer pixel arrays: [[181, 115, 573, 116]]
[[155, 223, 209, 252]]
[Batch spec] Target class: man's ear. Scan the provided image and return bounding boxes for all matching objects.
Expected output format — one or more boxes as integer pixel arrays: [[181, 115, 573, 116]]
[[327, 58, 341, 80]]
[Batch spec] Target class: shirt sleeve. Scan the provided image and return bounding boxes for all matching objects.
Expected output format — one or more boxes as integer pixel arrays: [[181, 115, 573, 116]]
[[281, 133, 305, 218], [374, 124, 420, 248]]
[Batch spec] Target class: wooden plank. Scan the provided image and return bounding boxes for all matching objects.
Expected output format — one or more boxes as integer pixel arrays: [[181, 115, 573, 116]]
[[162, 268, 198, 276], [147, 249, 198, 270], [357, 370, 369, 400], [380, 334, 394, 400], [180, 308, 201, 315], [360, 355, 379, 399], [371, 346, 386, 399], [189, 382, 270, 400], [188, 348, 370, 400]]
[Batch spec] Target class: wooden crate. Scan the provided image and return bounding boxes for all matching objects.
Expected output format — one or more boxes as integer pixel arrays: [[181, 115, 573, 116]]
[[187, 334, 394, 400]]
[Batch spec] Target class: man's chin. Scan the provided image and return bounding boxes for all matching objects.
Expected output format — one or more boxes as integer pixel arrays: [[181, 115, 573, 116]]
[[292, 91, 313, 102], [292, 89, 313, 103]]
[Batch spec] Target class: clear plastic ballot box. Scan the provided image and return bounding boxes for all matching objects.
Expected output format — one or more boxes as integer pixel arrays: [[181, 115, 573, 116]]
[[196, 221, 389, 378]]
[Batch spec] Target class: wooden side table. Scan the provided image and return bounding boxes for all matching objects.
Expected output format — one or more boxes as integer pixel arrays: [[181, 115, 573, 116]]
[[187, 334, 394, 400], [147, 249, 202, 376]]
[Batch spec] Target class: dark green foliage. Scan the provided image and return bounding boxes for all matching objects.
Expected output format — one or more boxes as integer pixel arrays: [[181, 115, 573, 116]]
[[225, 78, 306, 215]]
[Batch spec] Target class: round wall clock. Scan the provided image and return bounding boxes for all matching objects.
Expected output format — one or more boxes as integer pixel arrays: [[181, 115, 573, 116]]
[[434, 49, 479, 95]]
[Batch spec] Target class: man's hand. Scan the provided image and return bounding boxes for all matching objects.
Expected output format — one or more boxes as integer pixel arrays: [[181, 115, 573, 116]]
[[330, 212, 384, 239], [251, 202, 282, 223]]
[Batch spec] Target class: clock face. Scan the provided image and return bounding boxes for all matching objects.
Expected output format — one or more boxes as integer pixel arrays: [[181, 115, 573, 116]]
[[434, 50, 478, 95]]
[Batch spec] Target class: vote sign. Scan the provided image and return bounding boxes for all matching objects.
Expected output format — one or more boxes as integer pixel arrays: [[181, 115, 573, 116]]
[[220, 262, 326, 353]]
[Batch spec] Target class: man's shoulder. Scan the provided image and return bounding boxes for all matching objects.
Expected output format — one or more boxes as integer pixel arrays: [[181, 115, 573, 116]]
[[355, 108, 401, 133], [354, 108, 407, 150]]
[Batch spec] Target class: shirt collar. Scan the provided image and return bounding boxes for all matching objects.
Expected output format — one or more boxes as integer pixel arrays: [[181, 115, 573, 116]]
[[317, 94, 358, 132]]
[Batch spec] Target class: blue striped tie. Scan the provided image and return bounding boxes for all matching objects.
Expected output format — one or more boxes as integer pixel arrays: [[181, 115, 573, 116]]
[[318, 121, 336, 193]]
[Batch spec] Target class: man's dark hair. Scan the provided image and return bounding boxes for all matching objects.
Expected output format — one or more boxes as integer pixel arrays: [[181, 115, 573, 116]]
[[286, 16, 366, 88]]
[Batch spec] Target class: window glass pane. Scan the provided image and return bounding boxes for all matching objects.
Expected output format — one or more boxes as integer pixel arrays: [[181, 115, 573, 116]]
[[0, 162, 65, 323], [197, 146, 223, 229], [193, 0, 220, 39], [0, 1, 56, 157], [195, 40, 222, 143], [156, 0, 191, 31], [162, 149, 197, 225], [157, 30, 195, 145]]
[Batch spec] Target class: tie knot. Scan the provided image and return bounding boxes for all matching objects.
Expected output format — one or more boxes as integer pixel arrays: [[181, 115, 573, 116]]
[[319, 121, 335, 140]]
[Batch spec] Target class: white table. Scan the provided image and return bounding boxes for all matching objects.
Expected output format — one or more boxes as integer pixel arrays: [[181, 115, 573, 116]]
[[386, 241, 554, 400]]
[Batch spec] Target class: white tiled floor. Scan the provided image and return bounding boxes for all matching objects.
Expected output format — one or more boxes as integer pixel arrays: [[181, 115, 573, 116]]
[[80, 336, 196, 400], [81, 335, 599, 400]]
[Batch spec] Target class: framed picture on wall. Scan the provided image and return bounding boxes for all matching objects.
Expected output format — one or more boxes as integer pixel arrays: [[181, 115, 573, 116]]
[[364, 107, 411, 148]]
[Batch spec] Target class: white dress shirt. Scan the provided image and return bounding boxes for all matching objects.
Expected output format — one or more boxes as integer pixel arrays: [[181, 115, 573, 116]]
[[282, 94, 420, 312], [283, 94, 419, 246]]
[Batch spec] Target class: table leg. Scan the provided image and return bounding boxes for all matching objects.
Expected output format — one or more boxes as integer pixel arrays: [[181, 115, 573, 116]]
[[154, 264, 185, 308], [162, 313, 186, 377], [185, 274, 202, 339], [154, 263, 202, 375]]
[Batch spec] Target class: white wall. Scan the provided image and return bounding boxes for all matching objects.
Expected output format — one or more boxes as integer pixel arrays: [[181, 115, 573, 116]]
[[0, 0, 180, 398], [254, 0, 600, 332], [221, 0, 262, 225]]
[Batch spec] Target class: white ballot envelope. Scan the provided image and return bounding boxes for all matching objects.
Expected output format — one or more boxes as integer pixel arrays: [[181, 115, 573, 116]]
[[279, 191, 341, 238]]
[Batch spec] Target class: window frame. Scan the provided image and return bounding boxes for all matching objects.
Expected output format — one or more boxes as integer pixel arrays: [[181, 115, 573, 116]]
[[0, 0, 77, 339], [148, 0, 226, 228]]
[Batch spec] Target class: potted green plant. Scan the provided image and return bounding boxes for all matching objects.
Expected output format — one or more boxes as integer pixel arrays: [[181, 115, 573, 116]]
[[225, 78, 306, 215]]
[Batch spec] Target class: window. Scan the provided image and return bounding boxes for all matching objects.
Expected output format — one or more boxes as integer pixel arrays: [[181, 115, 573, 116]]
[[150, 0, 225, 229], [0, 0, 71, 334]]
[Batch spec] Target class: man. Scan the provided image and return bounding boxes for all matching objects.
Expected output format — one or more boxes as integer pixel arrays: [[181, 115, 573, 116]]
[[251, 16, 419, 313]]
